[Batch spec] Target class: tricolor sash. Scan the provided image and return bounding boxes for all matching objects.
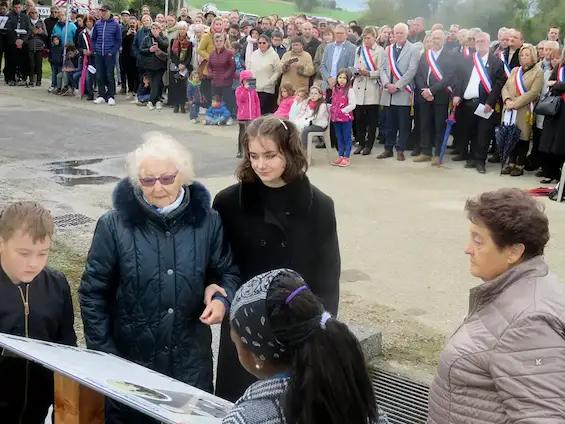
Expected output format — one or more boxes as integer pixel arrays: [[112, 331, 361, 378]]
[[463, 48, 470, 57], [514, 66, 534, 121], [426, 49, 452, 93], [499, 52, 510, 78], [387, 44, 413, 93], [361, 45, 377, 72], [472, 53, 492, 94]]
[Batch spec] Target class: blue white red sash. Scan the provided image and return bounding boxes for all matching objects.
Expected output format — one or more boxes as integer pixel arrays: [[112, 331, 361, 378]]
[[515, 66, 533, 113], [387, 44, 413, 93], [499, 52, 510, 78], [472, 53, 492, 94], [463, 48, 470, 57], [426, 49, 451, 93], [558, 65, 565, 83], [361, 45, 377, 72]]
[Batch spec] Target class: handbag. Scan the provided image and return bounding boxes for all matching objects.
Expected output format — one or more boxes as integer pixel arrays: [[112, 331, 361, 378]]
[[534, 92, 562, 117]]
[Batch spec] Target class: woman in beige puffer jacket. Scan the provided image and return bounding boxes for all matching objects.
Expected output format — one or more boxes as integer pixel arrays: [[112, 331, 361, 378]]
[[429, 188, 565, 424]]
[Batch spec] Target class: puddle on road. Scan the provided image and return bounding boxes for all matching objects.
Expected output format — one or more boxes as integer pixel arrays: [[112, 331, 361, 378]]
[[45, 158, 124, 186]]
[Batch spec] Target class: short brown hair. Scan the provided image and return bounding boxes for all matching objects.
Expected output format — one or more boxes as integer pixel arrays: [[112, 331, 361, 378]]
[[465, 188, 549, 259], [236, 116, 308, 183], [0, 202, 54, 242]]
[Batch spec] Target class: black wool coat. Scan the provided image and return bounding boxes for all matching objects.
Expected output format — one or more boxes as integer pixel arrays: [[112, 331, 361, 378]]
[[212, 175, 341, 402], [79, 178, 239, 424], [539, 80, 565, 156]]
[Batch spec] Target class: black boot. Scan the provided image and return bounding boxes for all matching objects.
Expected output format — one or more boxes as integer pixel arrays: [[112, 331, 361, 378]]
[[174, 105, 179, 113], [180, 104, 186, 114]]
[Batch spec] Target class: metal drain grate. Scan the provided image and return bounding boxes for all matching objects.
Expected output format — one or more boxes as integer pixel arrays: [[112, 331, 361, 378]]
[[372, 369, 429, 424], [53, 213, 95, 228]]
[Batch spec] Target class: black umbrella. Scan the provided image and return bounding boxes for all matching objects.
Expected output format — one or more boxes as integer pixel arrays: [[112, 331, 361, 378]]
[[495, 110, 522, 170]]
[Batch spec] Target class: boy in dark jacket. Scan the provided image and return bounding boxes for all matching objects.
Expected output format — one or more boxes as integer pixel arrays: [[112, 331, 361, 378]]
[[136, 74, 151, 104], [48, 35, 63, 92], [187, 70, 203, 122], [58, 43, 81, 95], [0, 202, 77, 424]]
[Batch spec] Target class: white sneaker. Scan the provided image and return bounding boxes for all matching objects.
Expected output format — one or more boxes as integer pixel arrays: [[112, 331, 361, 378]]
[[156, 101, 163, 111], [226, 118, 234, 126], [75, 90, 81, 98], [93, 97, 106, 104], [147, 102, 155, 111], [48, 86, 54, 93], [199, 107, 206, 115], [130, 97, 138, 104], [108, 98, 116, 106], [190, 119, 199, 124]]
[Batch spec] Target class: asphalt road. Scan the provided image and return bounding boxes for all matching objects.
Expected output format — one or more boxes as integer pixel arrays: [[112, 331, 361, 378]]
[[0, 98, 239, 179]]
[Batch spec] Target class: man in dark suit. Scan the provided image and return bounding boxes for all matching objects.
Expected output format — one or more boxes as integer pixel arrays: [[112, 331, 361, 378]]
[[414, 29, 456, 164], [452, 31, 507, 174], [502, 28, 523, 70]]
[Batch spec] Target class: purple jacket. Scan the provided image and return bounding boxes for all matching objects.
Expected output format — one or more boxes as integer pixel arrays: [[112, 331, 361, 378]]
[[208, 47, 236, 87]]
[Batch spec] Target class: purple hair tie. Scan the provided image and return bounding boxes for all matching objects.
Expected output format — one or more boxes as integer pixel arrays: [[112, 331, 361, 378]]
[[285, 285, 308, 304]]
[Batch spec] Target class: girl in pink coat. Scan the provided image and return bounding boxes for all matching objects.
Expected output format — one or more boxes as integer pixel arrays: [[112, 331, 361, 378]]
[[274, 83, 295, 119], [235, 70, 262, 157]]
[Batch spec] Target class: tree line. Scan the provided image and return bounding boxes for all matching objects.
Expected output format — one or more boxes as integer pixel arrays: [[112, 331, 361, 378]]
[[361, 0, 564, 43]]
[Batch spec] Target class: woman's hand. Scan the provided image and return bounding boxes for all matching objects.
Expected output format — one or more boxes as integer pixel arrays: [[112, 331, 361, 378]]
[[547, 80, 557, 87], [200, 299, 226, 325], [204, 283, 227, 305]]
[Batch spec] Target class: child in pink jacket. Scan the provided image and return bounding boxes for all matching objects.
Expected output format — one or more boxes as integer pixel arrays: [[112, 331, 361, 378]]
[[235, 70, 261, 158], [274, 83, 295, 119]]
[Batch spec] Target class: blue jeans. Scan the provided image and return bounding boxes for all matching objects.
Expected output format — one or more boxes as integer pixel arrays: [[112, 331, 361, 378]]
[[385, 105, 411, 152], [71, 70, 93, 94], [51, 65, 61, 88], [137, 93, 150, 103], [95, 54, 116, 100], [205, 116, 227, 125], [189, 102, 201, 119], [334, 121, 353, 158]]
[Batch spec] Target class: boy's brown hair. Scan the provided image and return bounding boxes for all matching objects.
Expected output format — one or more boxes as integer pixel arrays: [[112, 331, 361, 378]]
[[0, 202, 54, 243]]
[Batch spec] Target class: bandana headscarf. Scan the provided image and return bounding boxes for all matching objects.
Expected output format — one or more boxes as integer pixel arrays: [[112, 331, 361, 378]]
[[230, 269, 331, 362]]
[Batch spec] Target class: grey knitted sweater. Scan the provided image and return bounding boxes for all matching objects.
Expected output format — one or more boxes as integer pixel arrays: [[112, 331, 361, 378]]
[[221, 377, 390, 424]]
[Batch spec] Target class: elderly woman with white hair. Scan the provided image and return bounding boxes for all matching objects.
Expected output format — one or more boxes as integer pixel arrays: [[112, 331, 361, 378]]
[[79, 133, 240, 424], [168, 20, 193, 113]]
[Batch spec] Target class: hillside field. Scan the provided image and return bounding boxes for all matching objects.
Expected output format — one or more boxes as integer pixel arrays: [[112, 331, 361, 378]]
[[191, 0, 363, 22]]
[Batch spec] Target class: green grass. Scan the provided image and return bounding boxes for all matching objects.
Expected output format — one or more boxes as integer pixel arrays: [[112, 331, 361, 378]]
[[49, 240, 87, 343], [191, 0, 362, 22]]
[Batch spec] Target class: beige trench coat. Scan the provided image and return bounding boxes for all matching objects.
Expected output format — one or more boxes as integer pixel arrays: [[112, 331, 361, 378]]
[[353, 43, 385, 105], [501, 65, 544, 141]]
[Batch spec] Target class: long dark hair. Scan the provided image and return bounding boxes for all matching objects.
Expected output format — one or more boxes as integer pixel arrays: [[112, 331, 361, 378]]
[[236, 115, 308, 183], [266, 278, 378, 424]]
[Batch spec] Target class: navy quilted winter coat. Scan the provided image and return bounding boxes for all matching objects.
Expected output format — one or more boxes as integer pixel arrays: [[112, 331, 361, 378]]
[[79, 178, 239, 396]]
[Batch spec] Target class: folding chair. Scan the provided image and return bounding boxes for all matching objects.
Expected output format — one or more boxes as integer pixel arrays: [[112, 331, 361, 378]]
[[306, 125, 335, 166]]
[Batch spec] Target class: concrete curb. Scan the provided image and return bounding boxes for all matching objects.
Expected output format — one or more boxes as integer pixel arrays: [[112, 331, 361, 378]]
[[347, 322, 383, 360]]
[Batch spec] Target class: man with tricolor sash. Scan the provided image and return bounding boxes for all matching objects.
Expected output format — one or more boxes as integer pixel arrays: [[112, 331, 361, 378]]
[[501, 29, 523, 71], [377, 22, 420, 162], [452, 32, 507, 174], [413, 29, 456, 164]]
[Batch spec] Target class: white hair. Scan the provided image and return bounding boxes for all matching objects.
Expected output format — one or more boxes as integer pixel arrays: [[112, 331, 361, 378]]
[[127, 132, 195, 186], [476, 31, 491, 43], [394, 23, 409, 33], [177, 20, 189, 29]]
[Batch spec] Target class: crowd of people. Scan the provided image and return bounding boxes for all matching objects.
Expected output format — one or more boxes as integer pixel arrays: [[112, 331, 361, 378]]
[[1, 121, 565, 424], [1, 1, 564, 176]]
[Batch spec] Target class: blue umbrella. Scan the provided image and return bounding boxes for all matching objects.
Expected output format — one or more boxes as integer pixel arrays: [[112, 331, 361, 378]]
[[496, 110, 522, 170], [437, 106, 457, 167]]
